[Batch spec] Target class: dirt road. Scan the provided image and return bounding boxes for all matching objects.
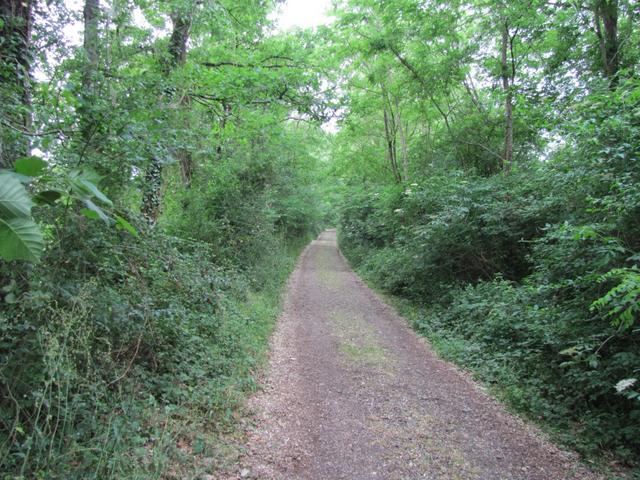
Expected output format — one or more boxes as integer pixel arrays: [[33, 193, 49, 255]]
[[236, 230, 599, 479]]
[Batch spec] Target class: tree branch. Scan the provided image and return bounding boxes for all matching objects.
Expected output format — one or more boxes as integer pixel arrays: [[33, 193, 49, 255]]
[[1, 118, 75, 137]]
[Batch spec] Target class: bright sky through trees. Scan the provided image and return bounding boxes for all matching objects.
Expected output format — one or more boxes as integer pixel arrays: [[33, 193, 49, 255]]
[[59, 0, 334, 44], [273, 0, 333, 30]]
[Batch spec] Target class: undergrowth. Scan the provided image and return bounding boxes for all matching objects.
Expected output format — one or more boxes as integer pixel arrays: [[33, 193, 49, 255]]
[[0, 215, 310, 479], [347, 266, 636, 480], [336, 82, 640, 476]]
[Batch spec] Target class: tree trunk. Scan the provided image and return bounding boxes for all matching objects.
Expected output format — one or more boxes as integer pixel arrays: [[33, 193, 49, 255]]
[[396, 99, 409, 183], [141, 157, 163, 223], [80, 0, 99, 145], [83, 0, 99, 92], [593, 0, 619, 88], [172, 13, 194, 187], [141, 11, 192, 224], [501, 22, 513, 175], [166, 13, 191, 72], [383, 104, 401, 184], [216, 101, 232, 159], [0, 0, 33, 168], [177, 95, 193, 187], [380, 79, 401, 184]]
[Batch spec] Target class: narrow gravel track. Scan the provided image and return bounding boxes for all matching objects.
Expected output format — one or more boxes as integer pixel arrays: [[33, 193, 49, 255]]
[[234, 230, 601, 480]]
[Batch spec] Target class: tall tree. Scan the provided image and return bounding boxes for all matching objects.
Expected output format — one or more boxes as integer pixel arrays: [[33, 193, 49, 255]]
[[141, 8, 193, 224], [500, 19, 514, 174], [592, 0, 620, 88], [169, 11, 194, 187], [80, 0, 99, 146], [381, 79, 401, 183]]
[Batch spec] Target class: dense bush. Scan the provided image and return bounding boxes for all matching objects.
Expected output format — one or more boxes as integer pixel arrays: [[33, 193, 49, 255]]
[[338, 81, 640, 466], [0, 108, 323, 477], [1, 73, 323, 479], [162, 126, 324, 276], [0, 206, 308, 477], [339, 169, 563, 301]]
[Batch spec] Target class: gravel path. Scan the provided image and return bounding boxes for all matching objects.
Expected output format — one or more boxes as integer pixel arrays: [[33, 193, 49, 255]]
[[234, 230, 601, 480]]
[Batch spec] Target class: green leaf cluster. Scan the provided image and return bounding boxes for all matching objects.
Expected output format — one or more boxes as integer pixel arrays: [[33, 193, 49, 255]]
[[0, 157, 46, 261]]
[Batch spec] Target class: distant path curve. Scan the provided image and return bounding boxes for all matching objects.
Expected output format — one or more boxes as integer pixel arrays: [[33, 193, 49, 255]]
[[236, 230, 600, 479]]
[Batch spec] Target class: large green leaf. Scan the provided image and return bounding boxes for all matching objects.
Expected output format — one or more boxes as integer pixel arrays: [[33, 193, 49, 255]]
[[69, 167, 102, 185], [0, 170, 33, 184], [115, 214, 139, 237], [78, 179, 113, 206], [0, 217, 44, 262], [33, 190, 62, 205], [68, 168, 113, 206], [82, 199, 111, 223], [14, 156, 47, 177], [0, 174, 33, 218]]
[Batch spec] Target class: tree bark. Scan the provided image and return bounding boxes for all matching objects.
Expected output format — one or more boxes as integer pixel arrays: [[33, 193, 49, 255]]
[[141, 11, 192, 224], [80, 0, 99, 144], [171, 13, 194, 188], [166, 13, 191, 72], [383, 107, 400, 183], [0, 0, 33, 168], [593, 0, 619, 88], [141, 156, 163, 223], [381, 83, 401, 184], [396, 102, 409, 182], [83, 0, 99, 91], [216, 101, 232, 159]]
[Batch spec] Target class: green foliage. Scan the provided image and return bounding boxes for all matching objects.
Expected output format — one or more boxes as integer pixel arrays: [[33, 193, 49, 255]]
[[592, 267, 640, 331], [0, 0, 326, 477], [0, 158, 140, 263], [0, 216, 43, 262], [339, 170, 556, 301], [337, 79, 640, 468], [0, 215, 308, 478], [2, 0, 639, 475], [14, 156, 47, 177], [0, 173, 43, 262], [0, 174, 33, 218], [162, 123, 324, 274]]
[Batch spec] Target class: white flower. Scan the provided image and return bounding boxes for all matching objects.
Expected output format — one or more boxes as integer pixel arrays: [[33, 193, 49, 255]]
[[394, 208, 404, 214], [615, 378, 637, 392], [410, 183, 418, 187], [404, 188, 412, 195]]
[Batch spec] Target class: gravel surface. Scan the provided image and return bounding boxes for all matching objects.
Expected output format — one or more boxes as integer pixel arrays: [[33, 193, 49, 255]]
[[231, 230, 602, 480]]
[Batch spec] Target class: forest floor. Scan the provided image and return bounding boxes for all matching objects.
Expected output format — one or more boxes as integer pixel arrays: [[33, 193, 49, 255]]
[[225, 230, 602, 480]]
